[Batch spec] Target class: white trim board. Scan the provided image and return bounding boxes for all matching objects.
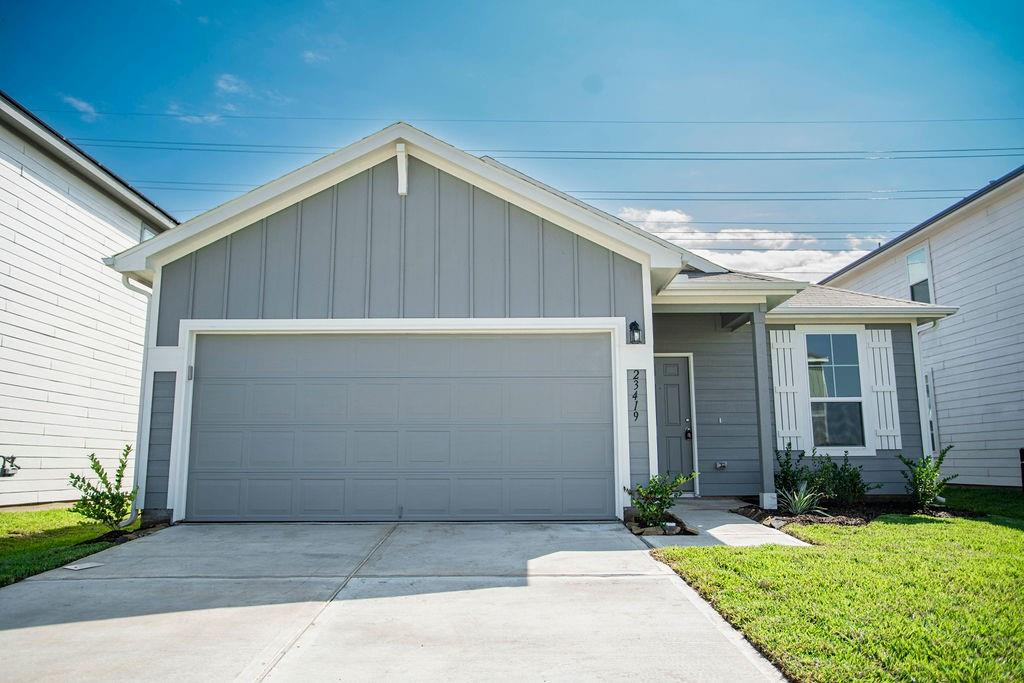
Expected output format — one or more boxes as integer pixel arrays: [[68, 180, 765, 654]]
[[161, 316, 638, 522], [653, 353, 700, 497]]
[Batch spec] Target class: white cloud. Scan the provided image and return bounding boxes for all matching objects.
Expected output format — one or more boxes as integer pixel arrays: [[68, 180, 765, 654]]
[[617, 207, 871, 282], [301, 49, 329, 64], [197, 15, 209, 24], [60, 94, 98, 122], [215, 73, 251, 95], [166, 102, 221, 125]]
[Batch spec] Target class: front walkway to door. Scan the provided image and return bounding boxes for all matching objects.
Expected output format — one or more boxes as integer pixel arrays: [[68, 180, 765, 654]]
[[0, 523, 783, 681]]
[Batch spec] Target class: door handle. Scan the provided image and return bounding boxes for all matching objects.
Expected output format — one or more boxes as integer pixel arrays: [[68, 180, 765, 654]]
[[685, 428, 693, 441]]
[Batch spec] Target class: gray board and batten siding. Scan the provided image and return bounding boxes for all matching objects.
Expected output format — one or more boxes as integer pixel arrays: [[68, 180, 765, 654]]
[[767, 323, 924, 495], [184, 333, 615, 521], [156, 156, 645, 344]]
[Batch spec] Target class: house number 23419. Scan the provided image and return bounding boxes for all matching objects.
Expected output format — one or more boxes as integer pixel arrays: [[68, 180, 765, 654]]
[[631, 370, 641, 422]]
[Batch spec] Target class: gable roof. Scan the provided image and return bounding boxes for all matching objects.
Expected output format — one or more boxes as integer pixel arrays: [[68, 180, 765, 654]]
[[822, 163, 1024, 285], [769, 284, 958, 322], [0, 89, 177, 232], [106, 122, 723, 287]]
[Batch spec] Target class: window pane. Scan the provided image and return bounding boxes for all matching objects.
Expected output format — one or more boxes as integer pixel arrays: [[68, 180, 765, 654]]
[[831, 334, 859, 365], [910, 279, 931, 303], [833, 366, 862, 397], [809, 366, 830, 397], [806, 334, 831, 364], [812, 402, 864, 447]]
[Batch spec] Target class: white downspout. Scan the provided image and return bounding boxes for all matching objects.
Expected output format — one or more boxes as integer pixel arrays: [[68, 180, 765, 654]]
[[118, 273, 152, 528]]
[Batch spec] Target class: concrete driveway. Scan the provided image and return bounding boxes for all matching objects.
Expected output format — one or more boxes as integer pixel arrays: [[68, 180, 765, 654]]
[[0, 523, 781, 682]]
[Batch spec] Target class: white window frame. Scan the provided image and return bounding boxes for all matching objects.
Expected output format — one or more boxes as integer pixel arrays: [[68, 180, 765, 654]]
[[906, 245, 933, 304], [794, 325, 878, 457]]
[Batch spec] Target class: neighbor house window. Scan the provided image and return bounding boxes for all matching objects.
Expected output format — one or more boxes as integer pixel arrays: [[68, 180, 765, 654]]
[[806, 333, 865, 447], [906, 247, 931, 303]]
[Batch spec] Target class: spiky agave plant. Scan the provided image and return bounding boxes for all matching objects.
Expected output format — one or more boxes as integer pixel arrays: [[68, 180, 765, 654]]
[[779, 481, 825, 515]]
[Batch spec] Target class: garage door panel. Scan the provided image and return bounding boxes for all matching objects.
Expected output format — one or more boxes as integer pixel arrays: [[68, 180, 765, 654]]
[[400, 384, 452, 420], [402, 478, 452, 517], [246, 431, 295, 469], [191, 430, 244, 470], [347, 478, 399, 517], [297, 432, 347, 469], [402, 431, 452, 467], [452, 477, 504, 516], [352, 431, 399, 467], [193, 383, 247, 422], [245, 479, 293, 516], [251, 384, 297, 420], [509, 477, 559, 516], [186, 333, 614, 521], [453, 431, 503, 467], [298, 385, 350, 421], [299, 478, 345, 516]]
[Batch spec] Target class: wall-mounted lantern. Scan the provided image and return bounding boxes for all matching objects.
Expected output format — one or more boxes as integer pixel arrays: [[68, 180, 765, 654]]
[[627, 321, 644, 344]]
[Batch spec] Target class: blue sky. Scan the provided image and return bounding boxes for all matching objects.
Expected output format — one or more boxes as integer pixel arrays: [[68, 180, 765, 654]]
[[2, 0, 1022, 280]]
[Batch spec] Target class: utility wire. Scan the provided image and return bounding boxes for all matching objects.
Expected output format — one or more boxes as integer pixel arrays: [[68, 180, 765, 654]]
[[33, 108, 1024, 124], [74, 137, 1024, 155]]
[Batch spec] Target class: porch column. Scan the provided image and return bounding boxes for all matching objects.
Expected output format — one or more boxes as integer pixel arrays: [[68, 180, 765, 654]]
[[751, 303, 777, 509]]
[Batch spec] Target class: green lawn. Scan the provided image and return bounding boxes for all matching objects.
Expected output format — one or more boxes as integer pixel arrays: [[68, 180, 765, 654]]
[[0, 508, 120, 587], [945, 485, 1024, 520], [656, 503, 1024, 681]]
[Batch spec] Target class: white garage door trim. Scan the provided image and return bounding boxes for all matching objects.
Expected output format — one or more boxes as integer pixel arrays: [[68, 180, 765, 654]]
[[164, 317, 633, 522]]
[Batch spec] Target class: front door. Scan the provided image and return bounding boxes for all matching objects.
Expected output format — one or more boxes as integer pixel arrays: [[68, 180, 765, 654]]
[[655, 356, 695, 490]]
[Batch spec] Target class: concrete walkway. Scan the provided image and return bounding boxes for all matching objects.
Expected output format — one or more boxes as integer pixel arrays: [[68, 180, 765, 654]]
[[0, 522, 784, 682], [644, 497, 809, 548]]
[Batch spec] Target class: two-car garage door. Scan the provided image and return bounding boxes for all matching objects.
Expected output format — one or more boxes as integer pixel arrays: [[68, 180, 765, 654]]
[[185, 333, 615, 521]]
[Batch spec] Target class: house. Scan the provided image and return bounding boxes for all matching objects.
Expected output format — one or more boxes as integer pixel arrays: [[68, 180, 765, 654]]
[[823, 165, 1024, 488], [105, 124, 955, 523], [0, 91, 177, 506]]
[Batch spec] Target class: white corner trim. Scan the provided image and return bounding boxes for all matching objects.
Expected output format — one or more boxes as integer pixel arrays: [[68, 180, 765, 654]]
[[396, 143, 408, 196], [910, 323, 933, 456], [161, 317, 635, 522]]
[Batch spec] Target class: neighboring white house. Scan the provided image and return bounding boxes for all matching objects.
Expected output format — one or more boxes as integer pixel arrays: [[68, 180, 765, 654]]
[[0, 91, 176, 506], [824, 165, 1024, 488]]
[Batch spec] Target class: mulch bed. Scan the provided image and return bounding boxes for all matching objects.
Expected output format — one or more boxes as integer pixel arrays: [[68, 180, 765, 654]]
[[733, 501, 984, 530], [85, 523, 170, 546]]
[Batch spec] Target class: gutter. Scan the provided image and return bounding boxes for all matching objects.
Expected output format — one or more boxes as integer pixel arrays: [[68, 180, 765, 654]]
[[118, 274, 153, 528]]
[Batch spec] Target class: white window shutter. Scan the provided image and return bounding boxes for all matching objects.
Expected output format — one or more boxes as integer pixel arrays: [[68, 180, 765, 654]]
[[867, 329, 902, 450], [770, 329, 803, 451]]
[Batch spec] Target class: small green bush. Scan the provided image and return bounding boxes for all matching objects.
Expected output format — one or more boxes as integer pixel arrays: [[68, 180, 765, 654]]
[[811, 452, 880, 507], [898, 445, 957, 511], [779, 481, 824, 515], [68, 444, 137, 531], [625, 472, 697, 527], [774, 442, 811, 493]]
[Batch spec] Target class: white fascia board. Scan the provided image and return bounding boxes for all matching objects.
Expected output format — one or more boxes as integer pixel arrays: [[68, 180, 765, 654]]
[[766, 306, 958, 325], [653, 294, 769, 305], [109, 122, 687, 277], [1, 98, 176, 232]]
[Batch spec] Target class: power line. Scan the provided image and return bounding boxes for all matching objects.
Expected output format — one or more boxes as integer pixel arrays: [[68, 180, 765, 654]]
[[33, 108, 1024, 124], [74, 141, 1024, 161], [74, 137, 1024, 156]]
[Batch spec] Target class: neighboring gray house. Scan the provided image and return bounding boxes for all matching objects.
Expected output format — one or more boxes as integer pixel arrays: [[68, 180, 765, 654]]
[[824, 165, 1024, 488], [106, 124, 955, 523], [0, 91, 176, 506]]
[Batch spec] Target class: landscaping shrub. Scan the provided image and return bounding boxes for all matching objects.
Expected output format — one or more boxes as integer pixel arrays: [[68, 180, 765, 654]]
[[779, 481, 824, 515], [898, 445, 957, 511], [811, 452, 880, 507], [775, 442, 811, 493], [625, 472, 697, 527], [68, 444, 137, 530]]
